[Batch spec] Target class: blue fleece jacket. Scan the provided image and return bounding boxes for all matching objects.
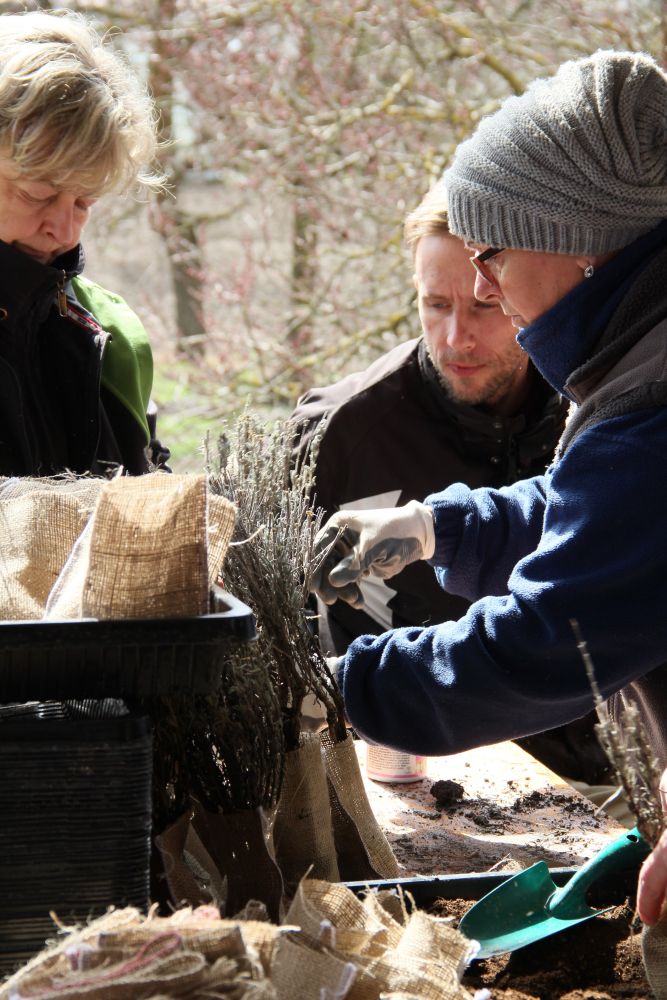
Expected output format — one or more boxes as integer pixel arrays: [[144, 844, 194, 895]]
[[338, 230, 667, 759]]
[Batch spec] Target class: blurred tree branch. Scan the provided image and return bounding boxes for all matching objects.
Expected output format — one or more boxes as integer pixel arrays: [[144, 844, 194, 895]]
[[71, 0, 665, 431]]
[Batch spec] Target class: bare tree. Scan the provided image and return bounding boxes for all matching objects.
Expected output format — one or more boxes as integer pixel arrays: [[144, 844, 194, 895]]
[[58, 1, 666, 423]]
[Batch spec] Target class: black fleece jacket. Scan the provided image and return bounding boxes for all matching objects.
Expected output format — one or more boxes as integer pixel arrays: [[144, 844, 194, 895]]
[[0, 241, 166, 477]]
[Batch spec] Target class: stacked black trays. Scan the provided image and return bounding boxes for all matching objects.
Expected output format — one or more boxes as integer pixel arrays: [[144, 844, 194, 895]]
[[0, 586, 255, 977]]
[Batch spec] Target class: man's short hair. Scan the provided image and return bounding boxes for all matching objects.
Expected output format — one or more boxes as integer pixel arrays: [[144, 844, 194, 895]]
[[403, 184, 450, 256], [0, 10, 162, 196]]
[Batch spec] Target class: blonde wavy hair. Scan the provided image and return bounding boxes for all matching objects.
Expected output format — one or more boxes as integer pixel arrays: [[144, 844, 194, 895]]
[[0, 9, 163, 196], [403, 183, 450, 256]]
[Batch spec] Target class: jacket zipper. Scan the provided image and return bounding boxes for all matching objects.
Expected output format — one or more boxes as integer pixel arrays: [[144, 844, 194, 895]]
[[57, 272, 68, 317]]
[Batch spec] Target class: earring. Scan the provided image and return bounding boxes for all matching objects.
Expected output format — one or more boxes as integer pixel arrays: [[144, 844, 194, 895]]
[[584, 264, 595, 279]]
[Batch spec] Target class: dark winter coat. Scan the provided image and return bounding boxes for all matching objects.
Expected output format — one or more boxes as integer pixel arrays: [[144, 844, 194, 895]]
[[0, 241, 168, 477]]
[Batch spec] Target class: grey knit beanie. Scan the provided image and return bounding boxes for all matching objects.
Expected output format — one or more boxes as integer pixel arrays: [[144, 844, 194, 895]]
[[444, 50, 667, 255]]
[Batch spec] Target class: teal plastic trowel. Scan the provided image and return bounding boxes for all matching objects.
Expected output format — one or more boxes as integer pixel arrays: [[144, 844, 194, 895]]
[[458, 826, 649, 959]]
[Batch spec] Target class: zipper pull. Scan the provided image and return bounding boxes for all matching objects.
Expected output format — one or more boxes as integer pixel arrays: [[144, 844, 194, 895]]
[[57, 273, 67, 317]]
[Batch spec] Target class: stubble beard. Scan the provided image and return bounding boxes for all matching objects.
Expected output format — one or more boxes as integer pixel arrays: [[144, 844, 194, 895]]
[[428, 347, 528, 409]]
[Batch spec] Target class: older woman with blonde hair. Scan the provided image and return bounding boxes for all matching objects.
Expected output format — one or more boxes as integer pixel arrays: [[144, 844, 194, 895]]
[[0, 9, 168, 476]]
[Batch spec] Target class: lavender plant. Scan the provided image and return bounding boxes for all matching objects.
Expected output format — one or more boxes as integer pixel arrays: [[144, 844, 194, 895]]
[[572, 619, 664, 847], [207, 411, 346, 752]]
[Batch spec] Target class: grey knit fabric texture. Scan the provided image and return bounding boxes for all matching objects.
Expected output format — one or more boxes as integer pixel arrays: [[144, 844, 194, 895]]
[[444, 50, 667, 255]]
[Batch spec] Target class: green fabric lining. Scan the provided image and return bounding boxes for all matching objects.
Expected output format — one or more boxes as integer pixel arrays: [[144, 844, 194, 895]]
[[71, 276, 153, 444]]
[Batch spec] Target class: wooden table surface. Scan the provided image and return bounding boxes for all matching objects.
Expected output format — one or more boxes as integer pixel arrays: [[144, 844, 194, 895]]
[[355, 740, 627, 877]]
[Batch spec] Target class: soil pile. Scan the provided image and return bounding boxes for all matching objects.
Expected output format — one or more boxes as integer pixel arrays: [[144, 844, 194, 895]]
[[432, 899, 650, 999]]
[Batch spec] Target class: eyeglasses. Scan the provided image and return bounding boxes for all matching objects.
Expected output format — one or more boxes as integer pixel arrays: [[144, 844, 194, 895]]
[[470, 246, 505, 284]]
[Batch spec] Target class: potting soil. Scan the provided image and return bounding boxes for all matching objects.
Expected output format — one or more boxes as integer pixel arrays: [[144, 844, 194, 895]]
[[432, 898, 650, 998]]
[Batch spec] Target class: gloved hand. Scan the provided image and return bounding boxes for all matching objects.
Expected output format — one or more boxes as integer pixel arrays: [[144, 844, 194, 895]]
[[311, 501, 435, 607], [300, 656, 344, 733]]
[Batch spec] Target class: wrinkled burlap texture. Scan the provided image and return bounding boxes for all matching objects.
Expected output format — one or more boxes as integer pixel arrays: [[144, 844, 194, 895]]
[[642, 910, 667, 998], [322, 730, 399, 881], [0, 905, 285, 1000], [273, 732, 341, 890], [0, 476, 105, 620], [154, 808, 223, 914], [0, 881, 476, 1000], [278, 879, 476, 999], [273, 731, 398, 895], [45, 474, 235, 620]]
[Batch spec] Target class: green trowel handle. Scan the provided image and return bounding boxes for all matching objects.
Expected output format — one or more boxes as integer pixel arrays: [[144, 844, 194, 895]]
[[548, 826, 649, 920]]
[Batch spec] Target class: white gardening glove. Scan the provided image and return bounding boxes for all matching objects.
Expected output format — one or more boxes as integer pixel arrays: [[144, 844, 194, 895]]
[[311, 501, 435, 608]]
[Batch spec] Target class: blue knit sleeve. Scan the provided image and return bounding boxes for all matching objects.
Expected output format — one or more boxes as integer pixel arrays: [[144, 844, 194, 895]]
[[424, 475, 548, 600], [337, 409, 667, 757]]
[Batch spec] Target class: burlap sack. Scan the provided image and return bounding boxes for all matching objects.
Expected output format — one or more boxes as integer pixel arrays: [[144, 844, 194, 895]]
[[83, 473, 210, 619], [273, 733, 340, 892], [0, 476, 104, 620], [44, 516, 95, 619], [642, 910, 667, 998], [192, 802, 284, 922], [97, 906, 287, 970], [271, 931, 358, 1000], [279, 879, 476, 1000], [1, 886, 476, 1000], [286, 877, 399, 959], [154, 808, 212, 910], [322, 730, 399, 880], [45, 473, 236, 621], [0, 906, 281, 1000]]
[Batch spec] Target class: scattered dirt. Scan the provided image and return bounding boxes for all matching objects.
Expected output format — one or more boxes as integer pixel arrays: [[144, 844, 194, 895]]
[[360, 742, 650, 995], [431, 779, 465, 808], [360, 742, 626, 879], [431, 898, 650, 999]]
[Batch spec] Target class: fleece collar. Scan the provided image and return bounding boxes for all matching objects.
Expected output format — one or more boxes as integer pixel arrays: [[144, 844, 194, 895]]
[[516, 221, 667, 398], [0, 240, 84, 328]]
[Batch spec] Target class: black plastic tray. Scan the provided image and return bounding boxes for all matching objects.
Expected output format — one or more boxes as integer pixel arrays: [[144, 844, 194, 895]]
[[0, 706, 152, 975], [0, 585, 256, 701], [343, 863, 640, 909]]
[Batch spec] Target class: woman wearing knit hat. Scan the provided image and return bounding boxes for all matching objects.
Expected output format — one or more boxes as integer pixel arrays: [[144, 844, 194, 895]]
[[310, 50, 667, 798]]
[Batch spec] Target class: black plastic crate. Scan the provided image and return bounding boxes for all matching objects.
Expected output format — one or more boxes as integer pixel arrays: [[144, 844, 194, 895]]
[[343, 864, 640, 910], [0, 586, 255, 702], [0, 702, 153, 976]]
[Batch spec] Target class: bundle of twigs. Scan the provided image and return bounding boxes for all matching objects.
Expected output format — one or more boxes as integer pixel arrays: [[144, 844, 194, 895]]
[[149, 639, 285, 830], [186, 645, 285, 814], [207, 411, 346, 752], [573, 619, 665, 847]]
